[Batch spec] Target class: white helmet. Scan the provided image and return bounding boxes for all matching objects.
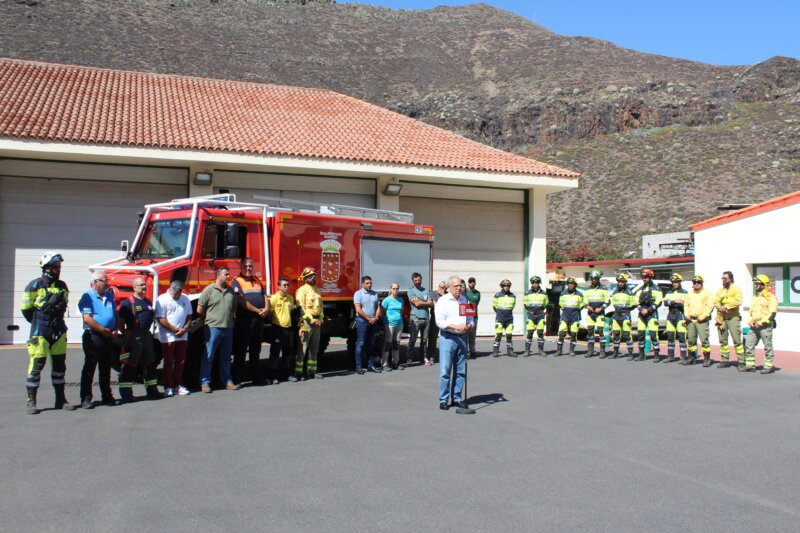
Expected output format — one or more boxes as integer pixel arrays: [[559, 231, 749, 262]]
[[39, 251, 64, 269]]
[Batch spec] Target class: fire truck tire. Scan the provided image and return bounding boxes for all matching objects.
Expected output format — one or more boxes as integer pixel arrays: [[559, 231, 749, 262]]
[[317, 334, 330, 358]]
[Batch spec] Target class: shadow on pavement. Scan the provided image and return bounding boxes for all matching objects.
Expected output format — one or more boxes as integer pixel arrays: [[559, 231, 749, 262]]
[[466, 392, 507, 410]]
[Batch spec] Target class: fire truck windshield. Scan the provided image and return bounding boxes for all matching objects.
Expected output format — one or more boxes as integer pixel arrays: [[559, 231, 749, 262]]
[[138, 218, 191, 259]]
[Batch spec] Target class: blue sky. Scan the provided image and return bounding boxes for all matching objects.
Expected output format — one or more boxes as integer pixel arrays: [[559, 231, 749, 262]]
[[353, 0, 799, 66]]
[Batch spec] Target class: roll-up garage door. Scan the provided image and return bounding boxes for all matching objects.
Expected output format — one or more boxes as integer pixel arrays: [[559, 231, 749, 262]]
[[1, 169, 186, 344], [400, 196, 525, 335], [213, 171, 375, 208]]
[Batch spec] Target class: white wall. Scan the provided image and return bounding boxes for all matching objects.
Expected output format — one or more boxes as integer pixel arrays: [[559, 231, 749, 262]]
[[694, 202, 800, 352]]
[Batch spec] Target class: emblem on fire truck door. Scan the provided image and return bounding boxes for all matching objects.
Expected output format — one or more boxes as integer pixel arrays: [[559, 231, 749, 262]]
[[320, 239, 343, 283]]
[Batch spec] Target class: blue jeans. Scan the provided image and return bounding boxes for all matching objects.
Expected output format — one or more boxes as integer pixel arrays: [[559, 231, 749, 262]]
[[355, 318, 377, 369], [201, 326, 233, 386], [438, 331, 467, 403]]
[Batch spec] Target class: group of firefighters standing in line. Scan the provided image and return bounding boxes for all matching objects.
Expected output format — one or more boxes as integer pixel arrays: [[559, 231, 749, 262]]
[[20, 249, 780, 415], [495, 268, 778, 372]]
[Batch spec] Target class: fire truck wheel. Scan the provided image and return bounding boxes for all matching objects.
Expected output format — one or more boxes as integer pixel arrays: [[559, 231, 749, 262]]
[[317, 334, 330, 359]]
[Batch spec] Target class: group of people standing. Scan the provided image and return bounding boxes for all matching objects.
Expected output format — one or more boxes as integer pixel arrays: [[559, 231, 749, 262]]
[[20, 249, 780, 416], [501, 268, 778, 372]]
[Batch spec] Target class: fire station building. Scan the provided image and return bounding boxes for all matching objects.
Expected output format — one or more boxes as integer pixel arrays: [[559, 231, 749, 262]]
[[0, 58, 578, 343]]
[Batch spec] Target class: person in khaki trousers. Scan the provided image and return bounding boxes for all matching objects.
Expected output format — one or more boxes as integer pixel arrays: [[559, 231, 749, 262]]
[[713, 271, 744, 368]]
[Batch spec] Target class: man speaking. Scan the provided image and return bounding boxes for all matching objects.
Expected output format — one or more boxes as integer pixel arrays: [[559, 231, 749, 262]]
[[435, 276, 474, 411]]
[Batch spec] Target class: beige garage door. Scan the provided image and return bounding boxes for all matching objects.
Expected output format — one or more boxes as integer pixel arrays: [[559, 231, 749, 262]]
[[400, 196, 525, 335], [213, 171, 376, 208], [0, 173, 185, 344]]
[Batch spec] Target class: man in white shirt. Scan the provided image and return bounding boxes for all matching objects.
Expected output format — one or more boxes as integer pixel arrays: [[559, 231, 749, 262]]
[[155, 281, 192, 397], [434, 276, 474, 410]]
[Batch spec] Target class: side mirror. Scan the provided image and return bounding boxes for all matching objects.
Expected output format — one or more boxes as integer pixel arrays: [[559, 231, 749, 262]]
[[224, 245, 240, 258], [225, 223, 239, 246], [120, 240, 129, 253]]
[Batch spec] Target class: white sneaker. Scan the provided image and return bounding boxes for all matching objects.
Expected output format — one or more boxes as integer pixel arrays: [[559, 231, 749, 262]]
[[177, 385, 190, 396], [163, 388, 174, 398]]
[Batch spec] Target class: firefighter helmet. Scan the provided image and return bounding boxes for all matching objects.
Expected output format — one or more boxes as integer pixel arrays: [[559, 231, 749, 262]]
[[670, 273, 683, 282], [590, 270, 602, 280], [566, 277, 577, 285], [642, 269, 655, 278], [500, 279, 512, 287], [39, 251, 64, 269], [692, 275, 704, 284], [753, 274, 770, 285], [300, 267, 316, 279], [616, 273, 629, 282], [530, 276, 541, 284]]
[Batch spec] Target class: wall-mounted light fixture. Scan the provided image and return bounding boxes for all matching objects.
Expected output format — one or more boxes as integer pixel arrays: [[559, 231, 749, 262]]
[[383, 182, 403, 196], [194, 172, 213, 186]]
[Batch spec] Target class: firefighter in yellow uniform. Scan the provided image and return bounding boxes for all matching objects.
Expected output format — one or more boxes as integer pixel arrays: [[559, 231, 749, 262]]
[[608, 273, 636, 359], [557, 277, 585, 356], [682, 275, 715, 366], [492, 280, 517, 357], [20, 252, 76, 414], [293, 267, 325, 381], [742, 274, 779, 374], [584, 270, 609, 358], [523, 276, 548, 357], [713, 271, 744, 369], [634, 269, 663, 362], [661, 274, 688, 363]]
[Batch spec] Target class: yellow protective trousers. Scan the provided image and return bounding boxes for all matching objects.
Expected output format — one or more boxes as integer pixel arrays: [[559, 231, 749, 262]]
[[26, 333, 67, 391]]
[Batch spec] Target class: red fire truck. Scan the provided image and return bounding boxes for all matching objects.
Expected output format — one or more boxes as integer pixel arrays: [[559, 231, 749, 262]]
[[91, 195, 434, 374]]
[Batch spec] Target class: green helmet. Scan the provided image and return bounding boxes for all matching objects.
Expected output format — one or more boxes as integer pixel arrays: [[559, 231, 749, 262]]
[[530, 276, 541, 284], [590, 270, 602, 280]]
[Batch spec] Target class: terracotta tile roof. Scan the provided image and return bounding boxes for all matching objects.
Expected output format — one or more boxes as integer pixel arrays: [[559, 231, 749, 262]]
[[691, 190, 800, 231], [0, 58, 578, 178]]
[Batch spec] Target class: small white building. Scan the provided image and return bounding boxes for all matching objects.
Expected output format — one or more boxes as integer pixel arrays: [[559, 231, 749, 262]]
[[641, 231, 693, 258], [692, 190, 800, 352]]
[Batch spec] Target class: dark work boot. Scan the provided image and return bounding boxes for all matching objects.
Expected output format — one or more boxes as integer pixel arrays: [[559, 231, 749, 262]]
[[507, 345, 517, 357], [702, 355, 712, 367], [719, 361, 730, 369], [568, 346, 576, 357], [627, 352, 635, 361], [611, 349, 619, 359], [146, 386, 161, 400], [53, 384, 76, 411], [760, 366, 775, 374], [523, 342, 531, 357], [555, 345, 563, 357], [636, 351, 645, 362], [492, 345, 500, 357], [119, 388, 135, 404], [26, 389, 39, 415]]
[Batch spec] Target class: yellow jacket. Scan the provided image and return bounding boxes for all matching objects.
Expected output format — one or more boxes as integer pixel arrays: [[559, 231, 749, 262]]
[[684, 288, 714, 322], [747, 290, 778, 327], [714, 284, 743, 319], [295, 283, 324, 321]]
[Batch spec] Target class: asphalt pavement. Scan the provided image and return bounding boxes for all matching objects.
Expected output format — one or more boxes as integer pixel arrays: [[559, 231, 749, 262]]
[[1, 338, 799, 533]]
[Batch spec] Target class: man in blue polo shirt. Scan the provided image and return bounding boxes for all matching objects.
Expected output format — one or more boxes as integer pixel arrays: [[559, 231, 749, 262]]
[[78, 270, 119, 409], [353, 276, 381, 374]]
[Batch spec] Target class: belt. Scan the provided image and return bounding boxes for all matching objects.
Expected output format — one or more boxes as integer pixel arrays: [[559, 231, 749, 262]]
[[442, 330, 465, 336]]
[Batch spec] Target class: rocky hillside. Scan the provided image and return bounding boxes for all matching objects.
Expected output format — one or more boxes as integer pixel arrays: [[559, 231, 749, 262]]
[[2, 0, 799, 254]]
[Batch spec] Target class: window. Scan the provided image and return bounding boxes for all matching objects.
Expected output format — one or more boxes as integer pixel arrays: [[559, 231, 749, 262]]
[[753, 263, 800, 307], [139, 218, 191, 259], [200, 224, 247, 259]]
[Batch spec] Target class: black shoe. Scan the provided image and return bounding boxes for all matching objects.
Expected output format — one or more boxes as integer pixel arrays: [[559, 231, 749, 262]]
[[356, 369, 364, 375], [439, 402, 449, 411], [81, 398, 94, 410], [636, 354, 645, 361], [101, 397, 116, 407], [456, 401, 468, 409]]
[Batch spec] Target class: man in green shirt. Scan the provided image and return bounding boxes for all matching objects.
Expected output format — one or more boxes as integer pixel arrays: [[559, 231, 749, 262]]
[[465, 277, 481, 358], [197, 266, 239, 393]]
